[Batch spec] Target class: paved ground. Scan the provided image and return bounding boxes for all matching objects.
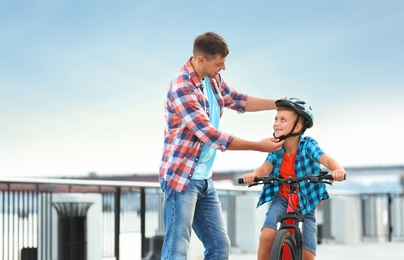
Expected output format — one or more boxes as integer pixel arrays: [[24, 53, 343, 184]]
[[229, 241, 403, 259]]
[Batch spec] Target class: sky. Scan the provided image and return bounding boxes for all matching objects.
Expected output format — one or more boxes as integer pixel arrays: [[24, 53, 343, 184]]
[[1, 0, 403, 178]]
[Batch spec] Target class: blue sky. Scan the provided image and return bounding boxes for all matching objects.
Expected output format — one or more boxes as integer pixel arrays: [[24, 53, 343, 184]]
[[1, 0, 403, 177]]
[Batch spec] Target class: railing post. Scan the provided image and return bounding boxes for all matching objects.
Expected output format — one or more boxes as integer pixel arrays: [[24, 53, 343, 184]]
[[115, 188, 121, 260], [8, 184, 11, 260], [140, 187, 147, 258], [387, 193, 393, 242]]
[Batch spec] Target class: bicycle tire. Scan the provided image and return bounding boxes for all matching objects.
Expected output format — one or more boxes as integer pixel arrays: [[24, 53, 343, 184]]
[[270, 229, 298, 260]]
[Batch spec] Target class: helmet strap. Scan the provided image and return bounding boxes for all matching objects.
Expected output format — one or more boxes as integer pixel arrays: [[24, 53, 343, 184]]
[[273, 115, 302, 141]]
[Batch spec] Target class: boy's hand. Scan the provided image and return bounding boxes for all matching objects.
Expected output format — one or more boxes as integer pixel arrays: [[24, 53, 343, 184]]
[[331, 169, 346, 182], [243, 172, 256, 185]]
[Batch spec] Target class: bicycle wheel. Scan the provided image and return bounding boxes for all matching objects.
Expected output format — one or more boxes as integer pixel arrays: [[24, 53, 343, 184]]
[[270, 229, 298, 260]]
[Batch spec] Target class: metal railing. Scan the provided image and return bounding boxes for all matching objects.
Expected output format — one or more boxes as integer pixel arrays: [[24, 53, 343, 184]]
[[0, 177, 246, 260], [1, 177, 403, 260], [360, 193, 404, 241], [0, 177, 160, 260]]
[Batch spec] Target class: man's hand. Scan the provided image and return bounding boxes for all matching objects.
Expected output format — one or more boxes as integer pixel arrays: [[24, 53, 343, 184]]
[[257, 138, 284, 153], [227, 137, 284, 152]]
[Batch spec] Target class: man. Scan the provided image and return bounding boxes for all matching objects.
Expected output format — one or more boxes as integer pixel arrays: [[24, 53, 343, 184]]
[[159, 31, 284, 259]]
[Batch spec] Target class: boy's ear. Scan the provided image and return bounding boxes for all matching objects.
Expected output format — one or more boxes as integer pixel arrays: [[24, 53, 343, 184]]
[[295, 122, 303, 132]]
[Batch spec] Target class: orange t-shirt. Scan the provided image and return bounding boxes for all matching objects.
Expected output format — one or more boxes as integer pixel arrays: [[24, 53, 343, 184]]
[[279, 150, 322, 208], [279, 150, 299, 206]]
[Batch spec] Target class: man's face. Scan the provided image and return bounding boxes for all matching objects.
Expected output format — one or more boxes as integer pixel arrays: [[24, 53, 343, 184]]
[[201, 54, 226, 78]]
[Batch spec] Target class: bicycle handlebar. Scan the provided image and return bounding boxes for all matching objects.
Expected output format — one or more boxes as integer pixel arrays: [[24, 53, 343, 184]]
[[238, 171, 346, 186]]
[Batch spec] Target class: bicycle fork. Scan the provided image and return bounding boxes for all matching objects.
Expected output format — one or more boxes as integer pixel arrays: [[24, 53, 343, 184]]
[[276, 212, 305, 259]]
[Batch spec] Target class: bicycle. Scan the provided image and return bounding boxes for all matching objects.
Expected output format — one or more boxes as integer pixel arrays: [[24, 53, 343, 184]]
[[238, 171, 344, 260]]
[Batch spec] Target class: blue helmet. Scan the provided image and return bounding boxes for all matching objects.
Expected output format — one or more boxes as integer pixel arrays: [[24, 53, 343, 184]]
[[275, 98, 314, 129]]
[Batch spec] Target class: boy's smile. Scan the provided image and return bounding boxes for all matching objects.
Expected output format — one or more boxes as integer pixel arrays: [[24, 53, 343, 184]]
[[273, 109, 299, 138]]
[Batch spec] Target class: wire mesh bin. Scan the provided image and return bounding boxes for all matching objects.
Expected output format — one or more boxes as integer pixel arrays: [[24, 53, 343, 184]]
[[52, 202, 93, 260]]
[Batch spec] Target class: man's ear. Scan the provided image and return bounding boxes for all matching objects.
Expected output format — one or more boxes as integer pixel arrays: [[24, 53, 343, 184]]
[[196, 55, 205, 64]]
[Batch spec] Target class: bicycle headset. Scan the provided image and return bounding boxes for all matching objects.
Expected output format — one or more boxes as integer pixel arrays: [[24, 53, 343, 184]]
[[274, 98, 314, 141]]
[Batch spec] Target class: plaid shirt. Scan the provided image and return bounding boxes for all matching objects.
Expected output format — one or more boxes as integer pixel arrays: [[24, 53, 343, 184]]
[[160, 58, 248, 192], [257, 136, 330, 215]]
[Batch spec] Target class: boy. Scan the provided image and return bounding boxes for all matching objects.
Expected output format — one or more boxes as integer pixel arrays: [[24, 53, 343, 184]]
[[242, 98, 346, 260]]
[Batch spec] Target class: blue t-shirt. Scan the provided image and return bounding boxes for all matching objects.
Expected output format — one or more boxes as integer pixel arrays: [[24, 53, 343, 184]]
[[192, 78, 220, 180]]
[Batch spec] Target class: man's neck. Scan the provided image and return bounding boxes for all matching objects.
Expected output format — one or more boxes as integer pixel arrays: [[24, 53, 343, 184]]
[[190, 57, 204, 81]]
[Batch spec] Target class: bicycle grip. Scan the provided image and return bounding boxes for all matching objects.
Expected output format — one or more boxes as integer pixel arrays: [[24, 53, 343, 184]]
[[323, 173, 347, 180], [238, 177, 261, 184]]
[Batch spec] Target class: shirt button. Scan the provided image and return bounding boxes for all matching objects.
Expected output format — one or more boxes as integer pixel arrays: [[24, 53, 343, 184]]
[[195, 158, 199, 162]]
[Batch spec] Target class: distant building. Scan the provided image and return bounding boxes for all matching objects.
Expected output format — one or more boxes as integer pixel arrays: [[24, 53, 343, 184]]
[[78, 165, 404, 193]]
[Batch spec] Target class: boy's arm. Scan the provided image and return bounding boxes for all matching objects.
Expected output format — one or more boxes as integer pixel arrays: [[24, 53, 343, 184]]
[[319, 154, 346, 181], [242, 161, 273, 185]]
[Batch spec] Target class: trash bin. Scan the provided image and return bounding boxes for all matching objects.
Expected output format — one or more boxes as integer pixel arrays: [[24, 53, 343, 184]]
[[21, 247, 37, 260], [53, 202, 93, 260], [142, 235, 164, 260]]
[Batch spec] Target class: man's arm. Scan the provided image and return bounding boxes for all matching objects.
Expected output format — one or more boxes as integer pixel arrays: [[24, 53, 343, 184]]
[[245, 96, 278, 112], [227, 136, 284, 153]]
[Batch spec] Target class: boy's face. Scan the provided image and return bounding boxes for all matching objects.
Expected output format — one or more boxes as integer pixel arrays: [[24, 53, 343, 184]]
[[273, 109, 299, 138]]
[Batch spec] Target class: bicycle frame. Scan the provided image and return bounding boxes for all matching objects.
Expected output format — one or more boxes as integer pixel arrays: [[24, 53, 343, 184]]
[[275, 180, 305, 260], [238, 171, 339, 260]]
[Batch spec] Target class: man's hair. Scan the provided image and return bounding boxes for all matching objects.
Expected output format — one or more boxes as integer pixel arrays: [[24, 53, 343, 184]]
[[193, 32, 229, 61]]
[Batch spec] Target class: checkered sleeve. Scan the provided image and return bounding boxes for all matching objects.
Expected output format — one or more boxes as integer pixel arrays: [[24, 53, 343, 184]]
[[214, 74, 247, 113], [256, 151, 284, 207], [297, 136, 329, 215], [170, 83, 233, 151]]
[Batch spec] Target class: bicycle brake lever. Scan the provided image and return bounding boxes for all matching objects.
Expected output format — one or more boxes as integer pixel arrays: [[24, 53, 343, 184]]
[[307, 176, 319, 183]]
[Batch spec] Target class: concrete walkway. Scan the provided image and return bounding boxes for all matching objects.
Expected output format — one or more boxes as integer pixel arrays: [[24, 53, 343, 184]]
[[229, 241, 403, 259]]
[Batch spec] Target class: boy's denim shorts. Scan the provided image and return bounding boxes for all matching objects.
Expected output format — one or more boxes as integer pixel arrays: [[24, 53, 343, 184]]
[[262, 195, 317, 255]]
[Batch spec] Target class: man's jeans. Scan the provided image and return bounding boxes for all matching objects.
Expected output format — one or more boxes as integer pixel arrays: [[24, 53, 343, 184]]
[[160, 178, 230, 260]]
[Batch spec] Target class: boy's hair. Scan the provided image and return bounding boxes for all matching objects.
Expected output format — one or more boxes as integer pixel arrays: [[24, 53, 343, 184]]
[[275, 98, 313, 129], [193, 32, 229, 61]]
